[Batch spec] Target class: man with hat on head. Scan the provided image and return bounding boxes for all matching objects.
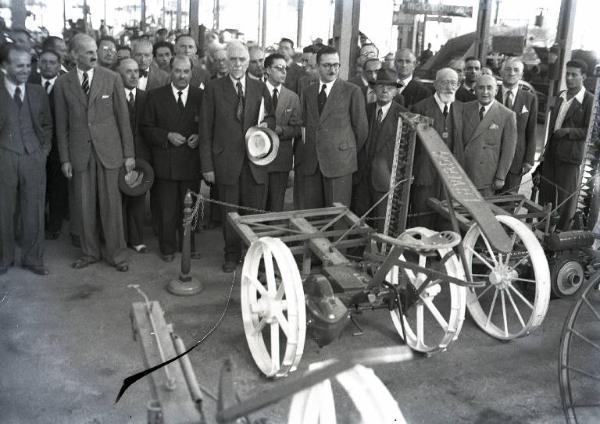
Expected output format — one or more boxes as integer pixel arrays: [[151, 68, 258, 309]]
[[199, 40, 275, 273], [263, 52, 302, 212], [351, 68, 406, 225], [295, 46, 368, 210], [141, 55, 203, 262], [117, 57, 151, 254], [410, 67, 465, 228]]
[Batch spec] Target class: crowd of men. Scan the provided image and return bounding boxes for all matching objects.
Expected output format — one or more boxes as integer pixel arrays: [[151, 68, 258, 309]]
[[0, 26, 593, 276]]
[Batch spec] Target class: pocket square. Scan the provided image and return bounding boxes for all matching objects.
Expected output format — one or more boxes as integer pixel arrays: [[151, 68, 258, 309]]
[[489, 123, 499, 130], [521, 105, 529, 114], [101, 94, 110, 99]]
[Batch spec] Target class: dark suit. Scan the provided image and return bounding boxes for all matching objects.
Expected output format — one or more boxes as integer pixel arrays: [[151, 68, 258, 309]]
[[29, 73, 70, 235], [199, 76, 275, 261], [0, 81, 52, 270], [410, 96, 465, 227], [141, 63, 170, 91], [190, 63, 210, 89], [295, 78, 368, 209], [267, 84, 302, 211], [351, 101, 404, 229], [54, 66, 134, 266], [495, 85, 538, 191], [462, 100, 517, 196], [123, 88, 149, 247], [455, 84, 477, 103], [397, 78, 431, 108], [284, 61, 304, 94], [298, 74, 318, 100], [141, 84, 203, 255], [540, 89, 593, 229]]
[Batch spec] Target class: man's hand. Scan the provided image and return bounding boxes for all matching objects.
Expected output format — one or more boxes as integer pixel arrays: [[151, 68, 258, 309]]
[[124, 157, 135, 173], [187, 134, 199, 149], [554, 128, 569, 138], [493, 178, 505, 190], [61, 162, 73, 179], [203, 171, 215, 184], [522, 163, 533, 174], [167, 132, 186, 146]]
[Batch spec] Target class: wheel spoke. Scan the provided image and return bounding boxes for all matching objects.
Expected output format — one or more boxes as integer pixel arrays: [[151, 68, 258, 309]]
[[501, 290, 508, 337], [270, 322, 281, 371], [416, 303, 424, 346], [511, 277, 537, 284], [466, 246, 495, 271], [423, 297, 449, 330], [505, 233, 517, 264], [508, 254, 530, 271], [263, 249, 277, 295], [486, 288, 499, 328], [275, 283, 286, 300], [508, 283, 534, 310], [254, 316, 268, 334], [570, 328, 600, 352], [582, 297, 600, 322], [480, 231, 499, 267], [475, 283, 494, 300], [505, 288, 526, 328], [247, 276, 269, 296], [275, 310, 291, 338]]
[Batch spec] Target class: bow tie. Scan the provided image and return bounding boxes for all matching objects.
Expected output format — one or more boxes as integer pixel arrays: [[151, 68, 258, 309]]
[[139, 69, 148, 78]]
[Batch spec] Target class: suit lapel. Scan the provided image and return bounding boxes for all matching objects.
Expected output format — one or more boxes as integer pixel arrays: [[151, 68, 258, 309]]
[[319, 79, 340, 122], [275, 85, 288, 118], [563, 97, 583, 124], [67, 70, 88, 107], [470, 101, 497, 142], [88, 68, 103, 105]]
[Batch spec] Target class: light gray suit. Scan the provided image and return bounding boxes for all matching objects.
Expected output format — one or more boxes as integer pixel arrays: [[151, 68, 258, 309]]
[[462, 100, 517, 196], [54, 66, 134, 266]]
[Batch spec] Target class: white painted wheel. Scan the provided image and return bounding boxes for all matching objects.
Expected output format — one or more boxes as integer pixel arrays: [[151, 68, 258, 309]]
[[387, 227, 467, 354], [288, 364, 406, 424], [241, 237, 306, 378], [463, 215, 550, 340]]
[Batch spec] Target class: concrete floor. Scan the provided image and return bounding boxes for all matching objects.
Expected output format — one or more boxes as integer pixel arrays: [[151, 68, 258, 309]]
[[0, 221, 596, 424]]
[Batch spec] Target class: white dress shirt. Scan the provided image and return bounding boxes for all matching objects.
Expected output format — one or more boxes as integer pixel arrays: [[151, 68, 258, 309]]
[[137, 69, 149, 91], [4, 77, 25, 100], [478, 100, 495, 119], [265, 80, 282, 99], [171, 83, 189, 107], [230, 75, 246, 96], [397, 74, 413, 95], [433, 92, 452, 114], [375, 101, 393, 122], [318, 79, 336, 97], [502, 85, 519, 108], [77, 67, 94, 86], [125, 87, 137, 103], [554, 87, 586, 132], [41, 76, 57, 94]]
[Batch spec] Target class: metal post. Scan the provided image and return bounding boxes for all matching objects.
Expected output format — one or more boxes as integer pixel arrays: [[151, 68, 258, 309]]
[[189, 0, 199, 45], [176, 0, 182, 30], [141, 0, 147, 32], [168, 191, 203, 296], [261, 0, 267, 48], [475, 0, 493, 66], [297, 0, 304, 48], [10, 0, 27, 28], [213, 0, 220, 31], [332, 0, 360, 81]]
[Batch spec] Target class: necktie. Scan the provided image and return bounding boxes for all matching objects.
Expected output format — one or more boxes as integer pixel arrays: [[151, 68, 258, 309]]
[[82, 71, 90, 96], [479, 105, 485, 121], [128, 91, 135, 114], [376, 108, 383, 124], [139, 68, 148, 78], [318, 84, 327, 115], [177, 90, 184, 110], [443, 103, 448, 119], [272, 87, 278, 111], [44, 81, 51, 94], [505, 90, 513, 109], [236, 81, 244, 122], [14, 86, 23, 109]]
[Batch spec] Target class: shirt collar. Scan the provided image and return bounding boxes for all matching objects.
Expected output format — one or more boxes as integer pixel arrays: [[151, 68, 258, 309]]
[[502, 84, 518, 99], [77, 67, 94, 80], [4, 77, 24, 97], [125, 87, 137, 98], [318, 78, 336, 94], [560, 86, 586, 104], [230, 75, 246, 92], [360, 75, 369, 87], [265, 80, 281, 96], [41, 75, 58, 86], [399, 74, 412, 87], [376, 101, 393, 119], [478, 100, 495, 115], [171, 83, 189, 96], [247, 72, 261, 81], [433, 92, 452, 113]]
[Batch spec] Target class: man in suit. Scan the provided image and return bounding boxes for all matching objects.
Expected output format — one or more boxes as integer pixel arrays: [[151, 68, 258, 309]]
[[496, 58, 538, 192], [539, 59, 593, 230], [29, 49, 68, 240], [394, 48, 430, 108], [351, 68, 406, 226], [97, 36, 117, 70], [132, 39, 170, 91], [410, 67, 465, 228], [278, 38, 303, 94], [462, 74, 517, 196], [455, 57, 481, 103], [297, 46, 318, 99], [54, 33, 135, 272], [174, 34, 209, 89], [117, 58, 151, 254], [294, 46, 368, 210], [247, 46, 265, 81], [153, 41, 173, 73], [348, 57, 381, 106], [0, 45, 52, 275], [199, 40, 275, 272], [142, 55, 203, 262], [263, 53, 302, 211]]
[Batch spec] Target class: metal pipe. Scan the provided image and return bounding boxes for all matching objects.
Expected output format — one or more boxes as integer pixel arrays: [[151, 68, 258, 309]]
[[172, 334, 203, 405]]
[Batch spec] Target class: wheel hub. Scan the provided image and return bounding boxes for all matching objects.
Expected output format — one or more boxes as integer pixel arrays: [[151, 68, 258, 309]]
[[488, 264, 518, 289]]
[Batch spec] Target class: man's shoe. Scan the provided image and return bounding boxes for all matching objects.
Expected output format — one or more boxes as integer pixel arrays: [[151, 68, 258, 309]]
[[72, 256, 99, 269], [161, 254, 175, 263], [23, 264, 49, 276], [115, 262, 129, 272], [222, 260, 237, 273]]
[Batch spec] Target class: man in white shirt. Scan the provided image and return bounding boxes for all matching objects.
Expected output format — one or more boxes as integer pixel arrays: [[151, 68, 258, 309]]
[[132, 39, 169, 91], [539, 59, 594, 229], [393, 48, 430, 108]]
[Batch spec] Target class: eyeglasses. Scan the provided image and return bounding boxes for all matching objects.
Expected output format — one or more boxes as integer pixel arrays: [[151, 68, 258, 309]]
[[271, 65, 287, 73], [320, 63, 340, 70]]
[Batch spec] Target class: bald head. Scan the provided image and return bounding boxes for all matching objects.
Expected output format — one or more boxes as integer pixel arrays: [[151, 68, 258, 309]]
[[475, 74, 498, 105], [226, 40, 249, 79]]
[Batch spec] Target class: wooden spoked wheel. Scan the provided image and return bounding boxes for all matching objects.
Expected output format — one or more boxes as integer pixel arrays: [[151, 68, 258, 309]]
[[559, 272, 600, 423], [241, 237, 306, 378], [463, 215, 550, 340], [287, 364, 406, 424], [387, 227, 467, 354]]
